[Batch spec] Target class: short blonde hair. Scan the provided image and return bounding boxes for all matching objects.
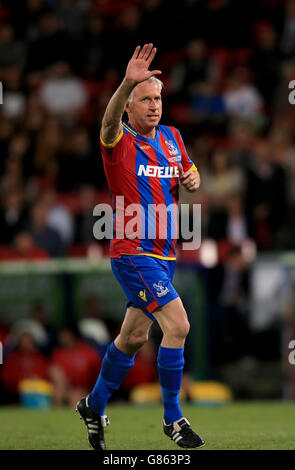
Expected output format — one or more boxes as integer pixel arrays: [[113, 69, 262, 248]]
[[127, 76, 163, 102]]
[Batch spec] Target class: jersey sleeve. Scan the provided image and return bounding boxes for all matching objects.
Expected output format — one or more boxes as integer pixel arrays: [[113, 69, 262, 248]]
[[173, 127, 197, 173], [99, 128, 127, 165]]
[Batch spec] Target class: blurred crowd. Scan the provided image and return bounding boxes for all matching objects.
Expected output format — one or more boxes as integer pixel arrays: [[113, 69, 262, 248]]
[[0, 296, 159, 405], [0, 0, 295, 402], [0, 0, 294, 260]]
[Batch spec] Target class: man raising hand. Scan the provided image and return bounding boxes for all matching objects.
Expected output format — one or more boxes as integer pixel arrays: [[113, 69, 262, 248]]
[[76, 44, 203, 451]]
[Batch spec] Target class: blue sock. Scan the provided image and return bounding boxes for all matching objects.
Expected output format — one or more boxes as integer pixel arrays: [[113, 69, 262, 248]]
[[157, 346, 184, 425], [88, 342, 135, 415]]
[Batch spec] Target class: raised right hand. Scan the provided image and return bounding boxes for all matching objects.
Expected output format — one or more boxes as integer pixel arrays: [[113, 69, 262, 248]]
[[125, 43, 162, 85]]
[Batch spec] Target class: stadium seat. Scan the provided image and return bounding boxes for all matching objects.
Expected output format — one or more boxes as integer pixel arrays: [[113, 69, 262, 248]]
[[130, 383, 186, 405], [130, 381, 232, 405], [189, 381, 233, 405]]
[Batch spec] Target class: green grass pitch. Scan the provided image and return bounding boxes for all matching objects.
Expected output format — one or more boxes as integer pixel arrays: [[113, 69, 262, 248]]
[[0, 401, 295, 450]]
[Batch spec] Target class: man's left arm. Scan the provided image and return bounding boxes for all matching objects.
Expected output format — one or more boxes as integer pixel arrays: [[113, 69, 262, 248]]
[[173, 127, 200, 192]]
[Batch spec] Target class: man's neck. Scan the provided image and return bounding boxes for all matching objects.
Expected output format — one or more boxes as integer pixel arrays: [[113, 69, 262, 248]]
[[128, 121, 156, 139]]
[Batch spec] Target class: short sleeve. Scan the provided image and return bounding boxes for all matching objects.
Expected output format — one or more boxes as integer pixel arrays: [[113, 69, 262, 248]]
[[172, 127, 197, 172], [100, 128, 127, 165]]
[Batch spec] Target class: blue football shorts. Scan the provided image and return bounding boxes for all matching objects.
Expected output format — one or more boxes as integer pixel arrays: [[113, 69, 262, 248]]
[[110, 255, 179, 320]]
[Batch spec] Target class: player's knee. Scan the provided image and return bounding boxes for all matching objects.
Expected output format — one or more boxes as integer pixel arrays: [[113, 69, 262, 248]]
[[178, 319, 190, 339], [169, 318, 190, 340], [125, 329, 149, 350]]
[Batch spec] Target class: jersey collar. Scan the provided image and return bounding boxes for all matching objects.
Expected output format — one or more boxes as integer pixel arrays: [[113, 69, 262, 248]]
[[123, 122, 159, 144]]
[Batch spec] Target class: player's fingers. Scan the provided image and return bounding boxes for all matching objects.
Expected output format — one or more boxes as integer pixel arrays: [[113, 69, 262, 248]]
[[147, 70, 162, 78], [178, 163, 184, 178], [132, 45, 141, 60], [182, 169, 194, 178], [181, 173, 193, 184], [146, 46, 157, 64], [184, 176, 199, 190], [143, 43, 153, 60], [185, 179, 197, 190], [139, 44, 149, 59]]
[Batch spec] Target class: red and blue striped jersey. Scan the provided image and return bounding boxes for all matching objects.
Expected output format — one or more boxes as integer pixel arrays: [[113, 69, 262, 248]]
[[100, 122, 197, 260]]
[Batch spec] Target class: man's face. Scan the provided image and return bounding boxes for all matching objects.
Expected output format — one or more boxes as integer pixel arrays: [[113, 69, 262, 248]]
[[126, 81, 162, 133]]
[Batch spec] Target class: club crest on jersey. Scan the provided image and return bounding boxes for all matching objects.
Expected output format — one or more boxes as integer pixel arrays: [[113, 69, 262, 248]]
[[138, 164, 179, 178], [165, 140, 179, 156], [168, 155, 181, 163], [153, 280, 169, 297]]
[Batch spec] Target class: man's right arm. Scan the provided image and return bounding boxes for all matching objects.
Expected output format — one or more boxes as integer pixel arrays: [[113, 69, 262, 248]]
[[100, 79, 135, 146], [100, 43, 161, 147]]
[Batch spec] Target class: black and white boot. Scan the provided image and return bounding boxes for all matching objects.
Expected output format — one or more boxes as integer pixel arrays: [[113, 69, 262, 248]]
[[163, 417, 205, 449], [76, 396, 110, 450]]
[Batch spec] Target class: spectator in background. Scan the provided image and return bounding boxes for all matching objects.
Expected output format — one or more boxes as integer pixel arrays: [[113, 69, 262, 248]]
[[190, 80, 226, 132], [33, 117, 62, 183], [49, 326, 101, 406], [245, 139, 287, 250], [80, 14, 109, 79], [40, 186, 74, 247], [219, 247, 251, 360], [0, 156, 24, 194], [226, 195, 249, 246], [30, 302, 58, 356], [55, 0, 85, 40], [1, 331, 48, 400], [39, 61, 88, 116], [250, 23, 281, 106], [0, 23, 26, 68], [28, 201, 64, 257], [0, 230, 49, 260], [5, 0, 48, 41], [2, 302, 56, 358], [228, 119, 256, 170], [207, 194, 248, 245], [169, 38, 217, 102], [78, 295, 111, 356], [6, 310, 49, 355], [21, 0, 48, 41], [56, 127, 103, 192], [202, 149, 245, 210], [223, 67, 264, 120], [22, 91, 45, 135], [73, 184, 98, 244], [1, 65, 26, 120], [7, 132, 32, 176], [0, 189, 28, 244]]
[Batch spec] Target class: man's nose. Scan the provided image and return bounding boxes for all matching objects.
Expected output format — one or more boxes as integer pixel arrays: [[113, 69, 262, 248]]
[[150, 100, 159, 108]]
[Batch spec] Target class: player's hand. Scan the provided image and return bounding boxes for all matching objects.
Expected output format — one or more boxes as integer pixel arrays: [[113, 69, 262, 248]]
[[178, 163, 200, 192], [125, 43, 162, 85]]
